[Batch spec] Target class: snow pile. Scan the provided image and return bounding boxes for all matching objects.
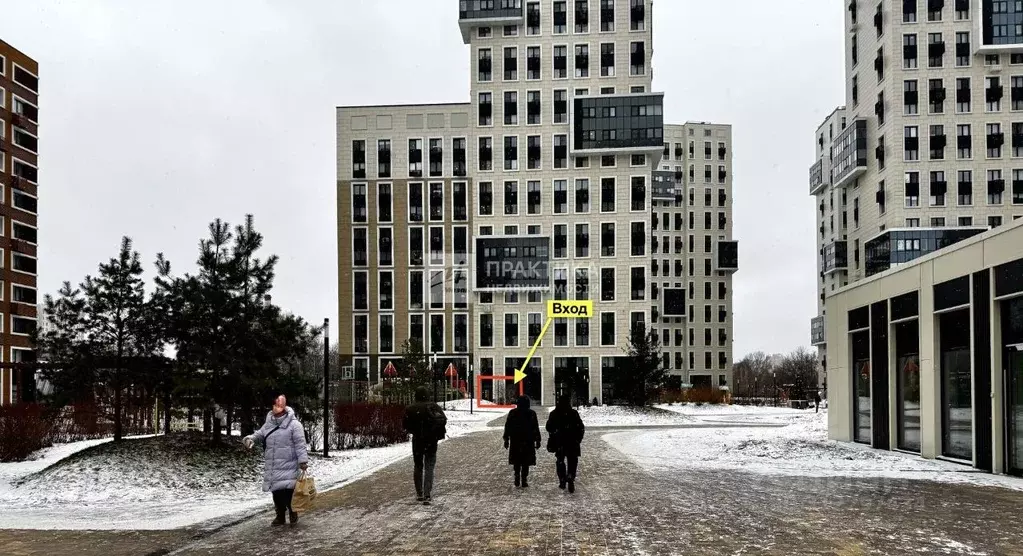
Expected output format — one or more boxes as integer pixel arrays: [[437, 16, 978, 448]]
[[576, 405, 692, 427], [604, 410, 1023, 491]]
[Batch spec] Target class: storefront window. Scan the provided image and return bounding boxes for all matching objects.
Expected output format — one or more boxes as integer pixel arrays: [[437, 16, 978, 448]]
[[1002, 296, 1023, 476], [940, 309, 973, 460], [852, 330, 871, 444], [895, 320, 921, 452]]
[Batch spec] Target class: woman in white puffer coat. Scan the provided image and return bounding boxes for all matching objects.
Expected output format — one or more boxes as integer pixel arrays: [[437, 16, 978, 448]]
[[243, 395, 309, 525]]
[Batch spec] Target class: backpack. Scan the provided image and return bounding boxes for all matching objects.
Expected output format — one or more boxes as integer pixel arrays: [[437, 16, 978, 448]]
[[427, 404, 447, 441]]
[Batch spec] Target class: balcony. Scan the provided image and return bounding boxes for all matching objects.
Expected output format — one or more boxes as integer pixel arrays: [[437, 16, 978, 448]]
[[823, 240, 849, 276], [651, 171, 681, 201], [459, 0, 524, 43], [979, 1, 1023, 52], [811, 315, 826, 346], [716, 241, 738, 273], [809, 159, 825, 195], [571, 93, 665, 154], [830, 118, 868, 188]]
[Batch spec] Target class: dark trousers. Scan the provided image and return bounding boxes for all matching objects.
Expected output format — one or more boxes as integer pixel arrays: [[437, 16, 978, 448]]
[[556, 454, 579, 482], [413, 441, 438, 498], [513, 464, 530, 480], [271, 488, 294, 517]]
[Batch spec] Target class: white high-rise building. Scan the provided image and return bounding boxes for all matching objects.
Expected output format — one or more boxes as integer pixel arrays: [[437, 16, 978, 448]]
[[337, 1, 738, 406], [810, 0, 1023, 385]]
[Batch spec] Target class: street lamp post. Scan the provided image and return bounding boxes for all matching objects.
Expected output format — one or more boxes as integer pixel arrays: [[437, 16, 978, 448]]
[[323, 318, 330, 458]]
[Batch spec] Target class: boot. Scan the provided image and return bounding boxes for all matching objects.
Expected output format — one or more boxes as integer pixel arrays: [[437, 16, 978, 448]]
[[514, 469, 521, 488], [568, 475, 575, 493], [521, 469, 530, 488], [272, 510, 286, 526], [289, 511, 299, 525]]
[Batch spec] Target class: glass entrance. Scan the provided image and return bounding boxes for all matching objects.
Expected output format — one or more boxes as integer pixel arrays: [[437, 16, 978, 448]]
[[940, 309, 973, 460], [852, 330, 871, 444], [1008, 349, 1023, 476]]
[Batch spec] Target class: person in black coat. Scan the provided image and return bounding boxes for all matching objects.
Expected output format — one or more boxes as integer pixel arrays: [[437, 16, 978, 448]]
[[503, 396, 541, 488], [402, 387, 448, 505], [545, 395, 585, 493]]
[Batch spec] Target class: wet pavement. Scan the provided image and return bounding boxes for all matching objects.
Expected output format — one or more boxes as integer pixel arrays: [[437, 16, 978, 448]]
[[4, 410, 1023, 555]]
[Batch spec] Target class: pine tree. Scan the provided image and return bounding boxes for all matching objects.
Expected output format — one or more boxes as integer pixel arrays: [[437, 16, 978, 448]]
[[620, 322, 668, 406]]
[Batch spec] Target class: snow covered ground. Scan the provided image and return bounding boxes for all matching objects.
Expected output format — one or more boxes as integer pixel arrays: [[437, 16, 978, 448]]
[[0, 406, 504, 531], [575, 405, 693, 427], [605, 408, 1023, 492], [656, 402, 811, 424]]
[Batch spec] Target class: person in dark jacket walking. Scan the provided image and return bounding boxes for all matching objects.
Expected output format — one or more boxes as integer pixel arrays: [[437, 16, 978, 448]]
[[545, 395, 585, 493], [402, 387, 447, 505], [814, 390, 823, 413], [503, 396, 541, 488]]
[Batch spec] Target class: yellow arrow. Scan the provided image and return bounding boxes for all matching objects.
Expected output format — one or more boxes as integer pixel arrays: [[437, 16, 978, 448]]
[[515, 316, 553, 384]]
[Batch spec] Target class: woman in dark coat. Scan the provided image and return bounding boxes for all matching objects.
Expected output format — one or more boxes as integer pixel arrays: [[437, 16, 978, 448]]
[[545, 396, 585, 493], [503, 396, 541, 488]]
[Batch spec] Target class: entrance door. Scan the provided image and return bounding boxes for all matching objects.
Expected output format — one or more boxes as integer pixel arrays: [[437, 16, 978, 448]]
[[1008, 349, 1023, 476]]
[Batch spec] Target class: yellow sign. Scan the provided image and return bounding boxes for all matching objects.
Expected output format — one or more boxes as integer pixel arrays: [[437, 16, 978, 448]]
[[547, 300, 593, 318]]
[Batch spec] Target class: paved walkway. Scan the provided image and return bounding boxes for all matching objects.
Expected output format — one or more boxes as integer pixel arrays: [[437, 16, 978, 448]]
[[5, 411, 1023, 555]]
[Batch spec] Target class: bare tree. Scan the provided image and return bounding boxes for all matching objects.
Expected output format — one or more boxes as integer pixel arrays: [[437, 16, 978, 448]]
[[774, 347, 820, 401], [733, 351, 774, 399]]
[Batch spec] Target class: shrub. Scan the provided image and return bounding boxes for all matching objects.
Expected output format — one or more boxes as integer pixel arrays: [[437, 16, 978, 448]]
[[0, 403, 55, 462], [332, 403, 408, 450], [683, 388, 728, 405]]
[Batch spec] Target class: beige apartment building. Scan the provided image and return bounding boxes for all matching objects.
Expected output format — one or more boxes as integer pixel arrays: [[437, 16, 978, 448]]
[[811, 0, 1023, 389], [337, 1, 738, 406]]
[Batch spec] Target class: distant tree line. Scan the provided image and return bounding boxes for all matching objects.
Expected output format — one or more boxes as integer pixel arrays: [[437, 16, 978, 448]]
[[32, 215, 322, 442], [732, 348, 821, 401]]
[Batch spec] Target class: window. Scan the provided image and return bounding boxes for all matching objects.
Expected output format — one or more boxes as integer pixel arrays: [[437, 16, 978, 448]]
[[906, 218, 921, 227], [352, 183, 368, 223], [928, 32, 944, 68], [601, 223, 616, 256], [505, 314, 520, 347], [957, 123, 972, 159], [453, 138, 467, 177], [575, 0, 589, 32], [958, 216, 974, 226], [480, 314, 494, 347], [630, 41, 646, 75], [501, 136, 518, 171], [479, 92, 493, 126], [929, 78, 945, 114], [904, 125, 919, 160], [554, 89, 568, 123], [575, 223, 590, 257], [528, 312, 543, 346], [988, 169, 1005, 204], [905, 171, 920, 207], [554, 46, 568, 79], [428, 139, 443, 177], [478, 48, 493, 81], [378, 227, 393, 266], [631, 222, 645, 256], [987, 76, 1003, 112], [903, 34, 918, 68], [12, 190, 36, 215], [600, 0, 615, 31], [930, 124, 946, 160], [990, 215, 1004, 227], [527, 2, 540, 34], [452, 181, 468, 221], [526, 180, 542, 214], [554, 224, 568, 258], [988, 122, 1004, 158], [409, 228, 424, 267], [904, 79, 919, 115], [928, 0, 942, 21], [956, 0, 970, 20], [631, 176, 646, 210], [600, 42, 615, 76], [554, 134, 568, 168], [352, 140, 366, 179], [956, 32, 970, 66], [408, 139, 423, 177], [429, 182, 444, 221], [554, 179, 568, 213], [575, 44, 589, 77], [479, 26, 493, 38], [958, 170, 973, 206], [631, 154, 646, 166], [354, 271, 369, 310], [377, 139, 391, 178], [504, 92, 518, 125], [601, 177, 616, 212], [527, 46, 541, 80], [526, 92, 542, 126], [575, 178, 590, 212], [1015, 169, 1023, 204], [553, 0, 567, 33], [876, 46, 885, 82], [930, 170, 947, 206], [956, 77, 971, 113], [576, 320, 590, 346], [503, 180, 519, 215], [479, 181, 493, 215], [380, 271, 394, 310], [631, 267, 645, 300], [504, 24, 518, 37], [429, 227, 444, 264], [353, 228, 368, 266], [600, 312, 615, 346], [504, 47, 518, 80]]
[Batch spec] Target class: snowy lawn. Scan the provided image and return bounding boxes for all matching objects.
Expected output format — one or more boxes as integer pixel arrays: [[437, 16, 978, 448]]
[[656, 402, 812, 424], [575, 405, 693, 427], [0, 406, 504, 531], [605, 409, 1023, 492]]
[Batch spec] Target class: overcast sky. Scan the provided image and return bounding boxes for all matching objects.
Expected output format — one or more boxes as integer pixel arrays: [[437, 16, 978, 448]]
[[2, 0, 844, 357]]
